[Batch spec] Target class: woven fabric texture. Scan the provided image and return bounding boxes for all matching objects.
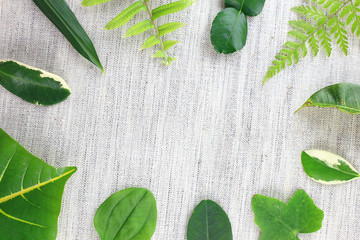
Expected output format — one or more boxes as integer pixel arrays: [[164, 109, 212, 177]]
[[1, 0, 360, 239]]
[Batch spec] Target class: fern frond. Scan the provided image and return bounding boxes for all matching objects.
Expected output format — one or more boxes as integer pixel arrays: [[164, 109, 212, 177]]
[[140, 36, 161, 50], [105, 1, 146, 30], [158, 22, 186, 36], [82, 0, 111, 7], [328, 18, 348, 55], [152, 0, 195, 20], [123, 20, 154, 38]]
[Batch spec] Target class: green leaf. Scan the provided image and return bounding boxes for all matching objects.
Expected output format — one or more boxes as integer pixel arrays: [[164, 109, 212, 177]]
[[33, 0, 104, 72], [296, 83, 360, 114], [0, 60, 71, 106], [225, 0, 266, 16], [105, 1, 146, 30], [187, 200, 233, 240], [0, 128, 76, 240], [81, 0, 112, 7], [252, 190, 324, 240], [211, 8, 248, 54], [140, 35, 161, 49], [158, 22, 186, 36], [152, 0, 195, 20], [94, 188, 157, 240], [302, 150, 360, 184], [123, 20, 154, 38]]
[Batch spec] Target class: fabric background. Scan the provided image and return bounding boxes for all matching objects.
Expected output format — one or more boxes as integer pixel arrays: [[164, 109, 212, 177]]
[[1, 0, 360, 239]]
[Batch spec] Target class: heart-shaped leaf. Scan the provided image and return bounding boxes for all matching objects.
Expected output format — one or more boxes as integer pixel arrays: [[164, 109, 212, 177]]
[[302, 149, 360, 185], [33, 0, 104, 72], [252, 190, 324, 240], [187, 200, 233, 240], [0, 128, 76, 240], [225, 0, 266, 16], [297, 83, 360, 114], [0, 60, 71, 106], [94, 187, 157, 240], [211, 8, 248, 54]]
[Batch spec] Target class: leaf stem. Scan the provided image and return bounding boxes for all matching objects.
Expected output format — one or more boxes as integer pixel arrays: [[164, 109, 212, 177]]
[[142, 0, 170, 65]]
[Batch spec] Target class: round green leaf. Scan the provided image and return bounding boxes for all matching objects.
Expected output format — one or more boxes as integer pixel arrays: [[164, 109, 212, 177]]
[[225, 0, 266, 16], [211, 8, 248, 54], [94, 188, 157, 240], [187, 200, 232, 240]]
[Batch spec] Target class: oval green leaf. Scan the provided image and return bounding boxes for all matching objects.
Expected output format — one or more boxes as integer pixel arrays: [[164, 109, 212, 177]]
[[0, 60, 71, 106], [297, 83, 360, 114], [187, 200, 233, 240], [94, 187, 157, 240], [33, 0, 104, 72], [225, 0, 266, 16], [302, 149, 360, 185], [211, 8, 248, 54], [0, 128, 77, 240]]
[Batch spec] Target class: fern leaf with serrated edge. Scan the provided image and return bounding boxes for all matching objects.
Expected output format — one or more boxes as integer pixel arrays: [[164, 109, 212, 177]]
[[317, 28, 332, 56], [329, 18, 348, 55], [289, 20, 316, 34], [82, 0, 111, 6], [105, 1, 146, 30], [158, 22, 186, 36], [123, 20, 154, 38], [152, 0, 195, 20], [308, 35, 320, 56]]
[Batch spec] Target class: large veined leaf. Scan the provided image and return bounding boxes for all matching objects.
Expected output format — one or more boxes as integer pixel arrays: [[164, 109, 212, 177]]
[[187, 200, 233, 240], [302, 150, 360, 185], [0, 128, 76, 240], [297, 83, 360, 114], [225, 0, 266, 16], [252, 190, 324, 240], [94, 187, 157, 240], [211, 8, 248, 54], [0, 60, 70, 106], [33, 0, 104, 72]]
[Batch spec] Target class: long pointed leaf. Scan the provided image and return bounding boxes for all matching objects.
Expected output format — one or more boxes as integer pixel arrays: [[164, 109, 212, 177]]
[[82, 0, 112, 7], [140, 36, 161, 49], [158, 22, 186, 36], [33, 0, 104, 72], [123, 20, 154, 38], [152, 0, 195, 20]]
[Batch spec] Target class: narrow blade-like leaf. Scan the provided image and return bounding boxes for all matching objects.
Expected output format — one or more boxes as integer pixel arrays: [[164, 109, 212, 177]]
[[296, 83, 360, 114], [0, 128, 76, 240], [105, 1, 146, 30], [33, 0, 104, 72], [82, 0, 112, 7], [123, 20, 154, 38], [152, 0, 195, 20], [302, 150, 360, 184], [0, 60, 70, 106], [94, 188, 157, 240]]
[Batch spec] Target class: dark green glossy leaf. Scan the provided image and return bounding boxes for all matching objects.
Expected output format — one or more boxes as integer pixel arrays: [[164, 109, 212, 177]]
[[302, 150, 360, 185], [0, 60, 70, 106], [0, 128, 77, 240], [297, 83, 360, 114], [187, 200, 232, 240], [94, 188, 157, 240], [252, 190, 324, 240], [33, 0, 104, 72], [225, 0, 266, 16], [211, 8, 248, 54]]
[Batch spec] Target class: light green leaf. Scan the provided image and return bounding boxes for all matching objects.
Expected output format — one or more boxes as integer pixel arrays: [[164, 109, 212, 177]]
[[252, 190, 324, 240], [152, 0, 195, 20], [302, 150, 360, 184], [152, 50, 166, 58], [33, 0, 103, 72], [225, 0, 266, 16], [211, 8, 248, 54], [0, 60, 70, 106], [297, 83, 360, 114], [163, 40, 181, 50], [82, 0, 112, 7], [0, 128, 76, 240], [140, 35, 161, 49], [105, 1, 146, 30], [158, 22, 186, 36], [187, 200, 233, 240], [94, 188, 157, 240], [163, 57, 177, 66], [123, 20, 154, 38]]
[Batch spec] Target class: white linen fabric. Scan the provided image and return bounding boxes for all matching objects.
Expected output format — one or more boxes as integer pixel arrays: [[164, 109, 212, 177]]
[[1, 0, 360, 239]]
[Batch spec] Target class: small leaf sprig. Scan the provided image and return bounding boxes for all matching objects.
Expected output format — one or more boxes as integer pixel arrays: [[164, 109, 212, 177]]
[[82, 0, 195, 66], [264, 0, 360, 83]]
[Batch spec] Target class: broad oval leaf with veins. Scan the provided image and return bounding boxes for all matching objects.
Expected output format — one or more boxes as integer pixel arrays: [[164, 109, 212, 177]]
[[0, 128, 76, 240]]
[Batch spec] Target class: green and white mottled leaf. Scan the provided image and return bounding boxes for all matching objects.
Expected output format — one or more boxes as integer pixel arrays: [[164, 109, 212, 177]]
[[33, 0, 103, 72], [297, 83, 360, 114], [105, 1, 146, 30], [225, 0, 266, 16], [252, 190, 324, 240], [81, 0, 112, 7], [187, 200, 233, 240], [152, 0, 195, 20], [0, 128, 76, 240], [123, 20, 154, 38], [94, 188, 157, 240], [0, 60, 70, 106], [140, 35, 161, 49], [158, 22, 186, 36], [302, 150, 360, 185]]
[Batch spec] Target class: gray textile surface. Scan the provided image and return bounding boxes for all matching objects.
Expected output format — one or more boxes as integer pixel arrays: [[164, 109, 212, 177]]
[[1, 0, 360, 239]]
